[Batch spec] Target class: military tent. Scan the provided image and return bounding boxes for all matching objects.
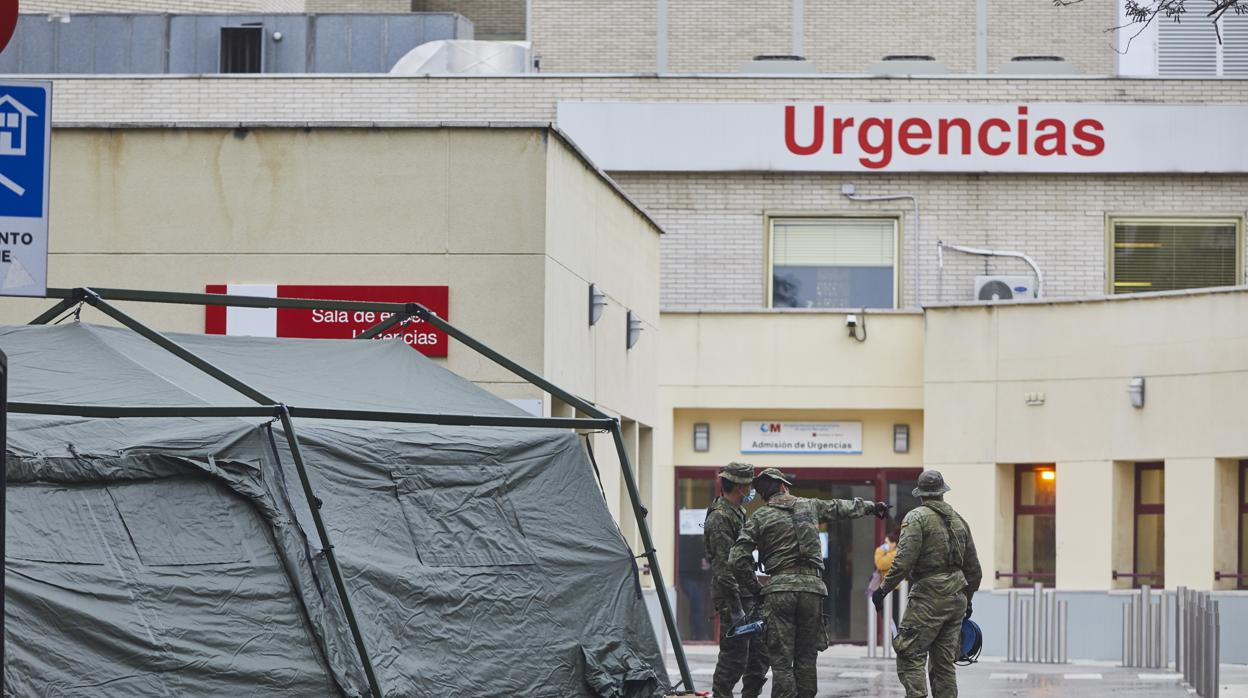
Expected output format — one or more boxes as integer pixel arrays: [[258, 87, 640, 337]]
[[2, 318, 673, 697]]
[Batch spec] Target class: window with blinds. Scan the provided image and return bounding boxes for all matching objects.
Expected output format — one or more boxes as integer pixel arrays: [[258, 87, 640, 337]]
[[1158, 3, 1248, 76], [1110, 219, 1241, 294], [769, 217, 897, 308]]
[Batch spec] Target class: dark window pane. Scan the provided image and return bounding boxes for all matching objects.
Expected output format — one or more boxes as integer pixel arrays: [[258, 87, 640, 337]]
[[1019, 467, 1056, 508], [1113, 222, 1238, 294], [772, 265, 894, 309], [220, 27, 262, 73], [1015, 513, 1056, 587], [1135, 512, 1165, 585], [1138, 467, 1164, 506]]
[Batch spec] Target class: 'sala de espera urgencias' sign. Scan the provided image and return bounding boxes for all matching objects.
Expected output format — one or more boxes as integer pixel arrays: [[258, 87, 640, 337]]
[[741, 421, 863, 455], [557, 101, 1248, 173]]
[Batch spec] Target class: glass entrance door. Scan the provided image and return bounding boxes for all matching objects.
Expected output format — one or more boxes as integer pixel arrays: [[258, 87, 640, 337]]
[[675, 467, 921, 644]]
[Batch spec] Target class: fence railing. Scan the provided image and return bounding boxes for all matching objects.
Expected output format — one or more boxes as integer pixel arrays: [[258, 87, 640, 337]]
[[1006, 583, 1067, 663], [866, 580, 909, 659], [1176, 587, 1221, 698]]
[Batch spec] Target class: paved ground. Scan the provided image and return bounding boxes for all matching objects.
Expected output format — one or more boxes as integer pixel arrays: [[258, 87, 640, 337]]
[[667, 644, 1248, 697]]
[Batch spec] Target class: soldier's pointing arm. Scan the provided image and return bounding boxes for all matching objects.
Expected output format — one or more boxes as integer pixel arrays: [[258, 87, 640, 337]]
[[879, 510, 923, 596], [814, 496, 874, 522], [729, 517, 764, 601]]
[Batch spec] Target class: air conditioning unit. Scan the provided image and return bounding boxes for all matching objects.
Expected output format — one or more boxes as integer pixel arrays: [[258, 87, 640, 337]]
[[974, 276, 1037, 301]]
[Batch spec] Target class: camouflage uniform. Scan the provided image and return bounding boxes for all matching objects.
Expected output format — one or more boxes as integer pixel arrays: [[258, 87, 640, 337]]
[[729, 469, 879, 698], [878, 471, 983, 698], [704, 464, 769, 698]]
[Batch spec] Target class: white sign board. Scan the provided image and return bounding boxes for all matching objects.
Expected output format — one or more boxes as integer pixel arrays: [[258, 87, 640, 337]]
[[741, 421, 863, 455], [557, 101, 1248, 173], [0, 80, 51, 296], [679, 508, 707, 536]]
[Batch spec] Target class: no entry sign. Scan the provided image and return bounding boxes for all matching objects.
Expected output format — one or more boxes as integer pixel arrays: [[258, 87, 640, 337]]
[[206, 284, 450, 357]]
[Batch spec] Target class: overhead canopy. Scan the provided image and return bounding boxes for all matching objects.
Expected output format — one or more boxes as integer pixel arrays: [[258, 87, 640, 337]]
[[3, 323, 668, 697]]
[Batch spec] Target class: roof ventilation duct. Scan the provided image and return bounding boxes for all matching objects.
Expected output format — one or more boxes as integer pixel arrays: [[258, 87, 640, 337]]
[[738, 54, 817, 74], [390, 40, 532, 75], [869, 55, 948, 76], [998, 55, 1078, 75]]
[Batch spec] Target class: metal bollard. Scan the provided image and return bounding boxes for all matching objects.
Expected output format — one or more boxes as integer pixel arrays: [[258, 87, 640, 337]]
[[867, 596, 877, 658], [883, 586, 894, 660], [1176, 587, 1186, 674], [1007, 590, 1016, 662], [1058, 600, 1068, 664], [1161, 592, 1169, 669], [1213, 600, 1220, 698], [1122, 603, 1129, 667], [1032, 583, 1042, 663]]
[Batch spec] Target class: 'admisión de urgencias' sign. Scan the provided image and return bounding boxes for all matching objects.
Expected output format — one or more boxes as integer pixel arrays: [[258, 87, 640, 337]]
[[740, 421, 863, 455]]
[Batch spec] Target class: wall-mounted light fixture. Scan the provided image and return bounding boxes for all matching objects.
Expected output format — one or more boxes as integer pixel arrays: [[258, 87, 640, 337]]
[[693, 423, 710, 452], [627, 310, 643, 349], [589, 283, 607, 326], [1128, 376, 1146, 408], [893, 424, 910, 453]]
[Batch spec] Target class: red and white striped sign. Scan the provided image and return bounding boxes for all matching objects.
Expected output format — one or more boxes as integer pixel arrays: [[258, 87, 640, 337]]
[[205, 284, 449, 357]]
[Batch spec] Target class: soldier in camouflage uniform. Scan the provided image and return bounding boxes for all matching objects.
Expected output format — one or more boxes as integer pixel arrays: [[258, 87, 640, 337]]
[[872, 470, 982, 698], [703, 462, 769, 698], [730, 468, 889, 698]]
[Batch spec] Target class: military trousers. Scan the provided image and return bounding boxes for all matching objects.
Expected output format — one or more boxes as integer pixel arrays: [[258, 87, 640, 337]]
[[761, 591, 826, 698], [713, 608, 769, 698], [892, 590, 967, 698]]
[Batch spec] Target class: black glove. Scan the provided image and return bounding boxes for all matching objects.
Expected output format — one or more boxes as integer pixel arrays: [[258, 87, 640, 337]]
[[964, 598, 973, 621], [873, 501, 891, 519], [871, 587, 887, 614]]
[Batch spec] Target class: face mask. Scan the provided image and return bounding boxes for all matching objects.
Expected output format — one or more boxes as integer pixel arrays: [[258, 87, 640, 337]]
[[742, 488, 757, 504]]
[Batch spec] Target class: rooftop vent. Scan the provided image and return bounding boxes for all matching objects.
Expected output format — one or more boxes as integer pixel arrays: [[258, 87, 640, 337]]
[[390, 40, 532, 75], [869, 55, 948, 76], [998, 55, 1078, 75], [738, 54, 817, 74]]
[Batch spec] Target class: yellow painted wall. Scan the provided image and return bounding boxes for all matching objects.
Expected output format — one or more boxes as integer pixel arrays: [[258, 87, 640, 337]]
[[926, 290, 1248, 590]]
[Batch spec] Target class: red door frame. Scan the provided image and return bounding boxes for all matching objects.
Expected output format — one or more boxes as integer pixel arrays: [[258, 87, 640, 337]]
[[673, 466, 923, 643]]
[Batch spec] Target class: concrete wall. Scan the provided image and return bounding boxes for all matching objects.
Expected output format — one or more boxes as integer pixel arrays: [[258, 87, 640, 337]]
[[2, 127, 657, 411], [925, 289, 1248, 591]]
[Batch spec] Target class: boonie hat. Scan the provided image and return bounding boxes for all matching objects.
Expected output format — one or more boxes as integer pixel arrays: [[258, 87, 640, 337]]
[[754, 467, 793, 487], [719, 462, 755, 485], [913, 470, 952, 497]]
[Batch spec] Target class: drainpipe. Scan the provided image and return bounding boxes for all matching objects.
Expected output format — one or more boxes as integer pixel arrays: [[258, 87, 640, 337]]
[[841, 184, 922, 307]]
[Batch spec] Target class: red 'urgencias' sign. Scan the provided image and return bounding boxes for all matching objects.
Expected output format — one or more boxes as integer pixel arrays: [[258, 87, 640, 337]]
[[205, 285, 450, 357]]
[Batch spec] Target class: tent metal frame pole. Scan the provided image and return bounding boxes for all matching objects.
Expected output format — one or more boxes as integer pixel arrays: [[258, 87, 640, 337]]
[[26, 286, 694, 692], [6, 402, 613, 431], [608, 420, 693, 691], [354, 308, 415, 340], [81, 290, 278, 406], [277, 406, 384, 698], [28, 290, 84, 324]]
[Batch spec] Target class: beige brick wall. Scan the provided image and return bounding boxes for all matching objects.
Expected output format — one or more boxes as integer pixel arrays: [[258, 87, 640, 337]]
[[45, 75, 1248, 124], [668, 0, 790, 73], [22, 0, 306, 11], [615, 172, 1248, 309], [412, 0, 523, 37], [44, 75, 1248, 309], [806, 0, 977, 74], [988, 0, 1116, 75], [306, 0, 411, 11], [530, 0, 656, 72], [526, 0, 1120, 75]]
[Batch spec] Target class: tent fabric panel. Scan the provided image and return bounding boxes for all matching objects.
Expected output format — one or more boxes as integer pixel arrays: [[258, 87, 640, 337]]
[[5, 476, 341, 697], [286, 423, 669, 697]]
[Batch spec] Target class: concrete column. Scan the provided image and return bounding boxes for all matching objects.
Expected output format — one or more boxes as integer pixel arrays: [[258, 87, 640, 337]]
[[1055, 461, 1116, 590], [942, 462, 997, 593], [1165, 458, 1218, 590]]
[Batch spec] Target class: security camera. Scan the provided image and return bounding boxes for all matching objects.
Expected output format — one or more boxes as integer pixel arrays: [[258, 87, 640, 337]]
[[845, 314, 858, 333]]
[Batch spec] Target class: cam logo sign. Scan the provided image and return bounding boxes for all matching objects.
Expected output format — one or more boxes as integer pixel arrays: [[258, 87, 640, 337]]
[[740, 421, 863, 455], [0, 80, 51, 297]]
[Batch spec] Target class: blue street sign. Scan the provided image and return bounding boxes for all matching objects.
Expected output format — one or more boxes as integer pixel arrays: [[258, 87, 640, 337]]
[[0, 80, 50, 297]]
